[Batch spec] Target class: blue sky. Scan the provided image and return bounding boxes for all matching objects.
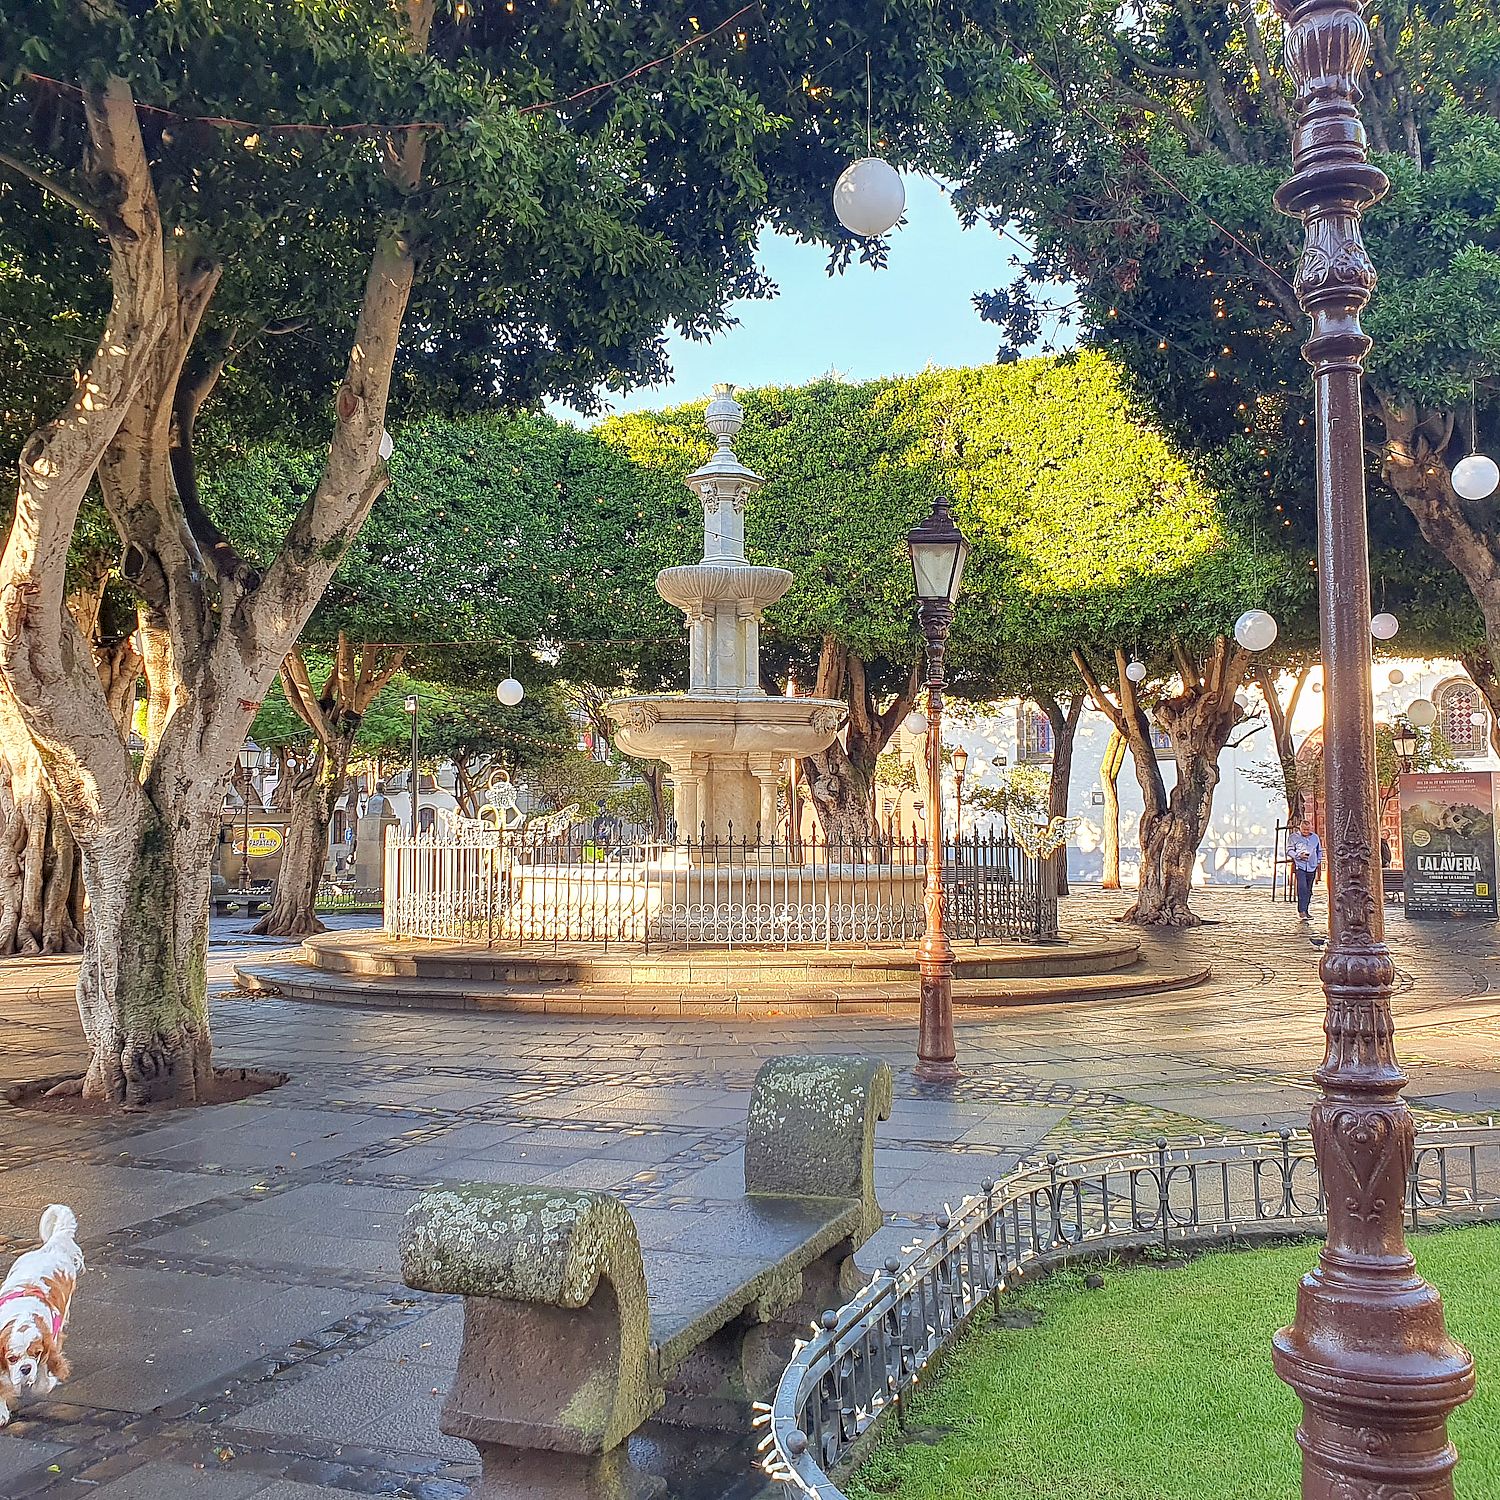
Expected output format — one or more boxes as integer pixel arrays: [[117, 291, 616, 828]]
[[558, 175, 1039, 423]]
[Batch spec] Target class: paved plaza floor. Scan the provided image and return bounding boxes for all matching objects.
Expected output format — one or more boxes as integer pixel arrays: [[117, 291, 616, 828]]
[[0, 889, 1496, 1498]]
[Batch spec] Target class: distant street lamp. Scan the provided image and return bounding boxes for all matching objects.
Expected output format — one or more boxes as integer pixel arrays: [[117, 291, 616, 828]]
[[1391, 725, 1417, 767], [405, 694, 420, 838], [238, 741, 257, 891], [1269, 0, 1473, 1487], [907, 495, 968, 1084], [952, 745, 969, 838]]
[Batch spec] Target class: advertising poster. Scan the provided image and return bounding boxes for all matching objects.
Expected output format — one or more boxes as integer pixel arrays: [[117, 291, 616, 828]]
[[1400, 771, 1499, 919]]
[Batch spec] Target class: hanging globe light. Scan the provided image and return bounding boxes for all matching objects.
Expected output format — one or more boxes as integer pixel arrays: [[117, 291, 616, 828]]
[[378, 429, 394, 461], [1125, 658, 1148, 683], [496, 677, 524, 707], [1451, 452, 1499, 501], [833, 157, 905, 237], [1407, 697, 1438, 728], [1388, 668, 1405, 686], [1370, 612, 1399, 640], [1471, 709, 1488, 727], [904, 710, 928, 736], [1234, 608, 1278, 652]]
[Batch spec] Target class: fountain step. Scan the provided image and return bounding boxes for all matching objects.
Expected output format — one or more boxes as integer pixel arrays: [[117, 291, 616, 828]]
[[233, 957, 1211, 1017], [296, 931, 1141, 987]]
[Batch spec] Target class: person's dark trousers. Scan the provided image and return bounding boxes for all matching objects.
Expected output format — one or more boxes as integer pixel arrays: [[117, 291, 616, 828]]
[[1295, 868, 1314, 916]]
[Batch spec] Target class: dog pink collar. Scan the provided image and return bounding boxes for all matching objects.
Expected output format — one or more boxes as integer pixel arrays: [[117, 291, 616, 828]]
[[0, 1287, 62, 1337]]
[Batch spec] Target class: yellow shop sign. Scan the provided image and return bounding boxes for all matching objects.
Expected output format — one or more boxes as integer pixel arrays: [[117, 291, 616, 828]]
[[230, 826, 284, 858]]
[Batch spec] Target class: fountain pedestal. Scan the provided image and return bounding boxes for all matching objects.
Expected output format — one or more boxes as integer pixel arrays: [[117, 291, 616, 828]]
[[607, 385, 844, 843]]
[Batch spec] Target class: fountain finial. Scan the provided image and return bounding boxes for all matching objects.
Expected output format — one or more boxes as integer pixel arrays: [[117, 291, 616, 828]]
[[705, 384, 743, 452]]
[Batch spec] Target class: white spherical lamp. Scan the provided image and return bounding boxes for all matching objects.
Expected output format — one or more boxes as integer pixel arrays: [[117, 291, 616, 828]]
[[1451, 452, 1499, 501], [1407, 696, 1438, 728], [1125, 658, 1148, 683], [496, 677, 524, 707], [1233, 608, 1278, 652], [833, 157, 905, 237], [1388, 668, 1405, 686], [1370, 612, 1399, 641], [378, 429, 394, 461], [904, 710, 928, 737], [1471, 709, 1487, 727]]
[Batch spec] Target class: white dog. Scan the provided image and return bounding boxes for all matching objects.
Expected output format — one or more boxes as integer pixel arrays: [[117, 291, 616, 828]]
[[0, 1205, 82, 1425]]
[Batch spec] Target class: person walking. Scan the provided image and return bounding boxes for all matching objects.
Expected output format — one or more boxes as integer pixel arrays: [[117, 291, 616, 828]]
[[1287, 816, 1323, 919]]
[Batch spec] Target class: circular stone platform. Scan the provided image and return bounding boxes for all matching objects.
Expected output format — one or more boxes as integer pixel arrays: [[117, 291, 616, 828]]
[[233, 931, 1211, 1019]]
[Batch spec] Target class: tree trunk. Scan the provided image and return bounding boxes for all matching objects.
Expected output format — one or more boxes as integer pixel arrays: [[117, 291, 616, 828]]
[[0, 736, 84, 956], [1037, 691, 1084, 896], [642, 760, 668, 840], [1124, 638, 1250, 927], [799, 637, 918, 843], [1130, 716, 1221, 927], [1100, 727, 1126, 890], [74, 774, 219, 1104], [250, 742, 341, 938], [1255, 663, 1311, 826], [1075, 639, 1248, 926], [1459, 647, 1500, 757], [1377, 393, 1500, 695]]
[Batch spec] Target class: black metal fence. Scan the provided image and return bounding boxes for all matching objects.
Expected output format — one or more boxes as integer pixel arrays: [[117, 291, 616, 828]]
[[383, 827, 1057, 949], [761, 1124, 1500, 1495]]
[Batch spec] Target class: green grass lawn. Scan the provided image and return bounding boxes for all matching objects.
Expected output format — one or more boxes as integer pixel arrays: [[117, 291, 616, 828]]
[[847, 1223, 1498, 1500]]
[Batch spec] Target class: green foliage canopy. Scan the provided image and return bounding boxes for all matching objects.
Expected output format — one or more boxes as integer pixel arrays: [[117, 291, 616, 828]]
[[601, 356, 1299, 698]]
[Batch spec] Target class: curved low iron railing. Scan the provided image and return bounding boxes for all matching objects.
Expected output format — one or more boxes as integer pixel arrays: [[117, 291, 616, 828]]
[[759, 1123, 1500, 1496]]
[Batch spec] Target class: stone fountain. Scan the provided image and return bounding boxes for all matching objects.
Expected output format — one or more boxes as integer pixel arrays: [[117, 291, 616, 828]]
[[606, 385, 846, 842]]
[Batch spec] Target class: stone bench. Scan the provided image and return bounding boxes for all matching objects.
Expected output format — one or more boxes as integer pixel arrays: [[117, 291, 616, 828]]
[[399, 1054, 893, 1499]]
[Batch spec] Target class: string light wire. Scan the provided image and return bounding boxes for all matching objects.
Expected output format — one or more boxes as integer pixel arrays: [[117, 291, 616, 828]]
[[19, 3, 762, 138]]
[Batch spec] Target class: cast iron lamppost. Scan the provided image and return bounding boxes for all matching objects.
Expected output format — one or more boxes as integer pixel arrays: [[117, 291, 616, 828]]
[[237, 741, 257, 891], [405, 693, 421, 839], [1269, 0, 1473, 1492], [951, 745, 968, 838], [907, 496, 967, 1084]]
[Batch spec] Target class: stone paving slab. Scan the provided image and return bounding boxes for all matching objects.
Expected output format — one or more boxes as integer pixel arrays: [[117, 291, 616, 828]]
[[0, 890, 1495, 1496]]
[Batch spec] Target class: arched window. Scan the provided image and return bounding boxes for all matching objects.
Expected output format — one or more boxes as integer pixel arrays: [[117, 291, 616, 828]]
[[1018, 703, 1053, 761], [1434, 678, 1488, 758]]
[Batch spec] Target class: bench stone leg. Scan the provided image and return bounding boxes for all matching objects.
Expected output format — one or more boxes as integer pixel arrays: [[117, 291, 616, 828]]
[[467, 1442, 662, 1500], [652, 1237, 861, 1433]]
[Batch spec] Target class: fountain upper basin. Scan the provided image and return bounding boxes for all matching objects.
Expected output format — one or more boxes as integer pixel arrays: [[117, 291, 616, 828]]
[[656, 562, 793, 613], [606, 693, 846, 761]]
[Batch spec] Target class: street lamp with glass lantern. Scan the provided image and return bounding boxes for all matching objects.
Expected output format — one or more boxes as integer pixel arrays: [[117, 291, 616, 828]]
[[237, 741, 258, 891], [1391, 724, 1417, 768], [907, 495, 968, 1084], [404, 694, 420, 838], [952, 745, 969, 838]]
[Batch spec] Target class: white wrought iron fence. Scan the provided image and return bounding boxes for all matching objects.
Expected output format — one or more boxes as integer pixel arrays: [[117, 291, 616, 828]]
[[382, 826, 1057, 949]]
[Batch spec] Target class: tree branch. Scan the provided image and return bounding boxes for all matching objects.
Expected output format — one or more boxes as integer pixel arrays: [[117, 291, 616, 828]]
[[0, 147, 104, 229], [170, 332, 257, 587], [1235, 0, 1293, 133], [1072, 648, 1125, 734]]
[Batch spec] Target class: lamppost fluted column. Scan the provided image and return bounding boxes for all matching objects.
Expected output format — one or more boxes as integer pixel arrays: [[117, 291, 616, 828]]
[[916, 597, 957, 1083], [1270, 1, 1473, 1493]]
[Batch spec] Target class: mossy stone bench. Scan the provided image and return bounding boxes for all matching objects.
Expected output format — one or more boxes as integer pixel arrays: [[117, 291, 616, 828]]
[[400, 1054, 892, 1499]]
